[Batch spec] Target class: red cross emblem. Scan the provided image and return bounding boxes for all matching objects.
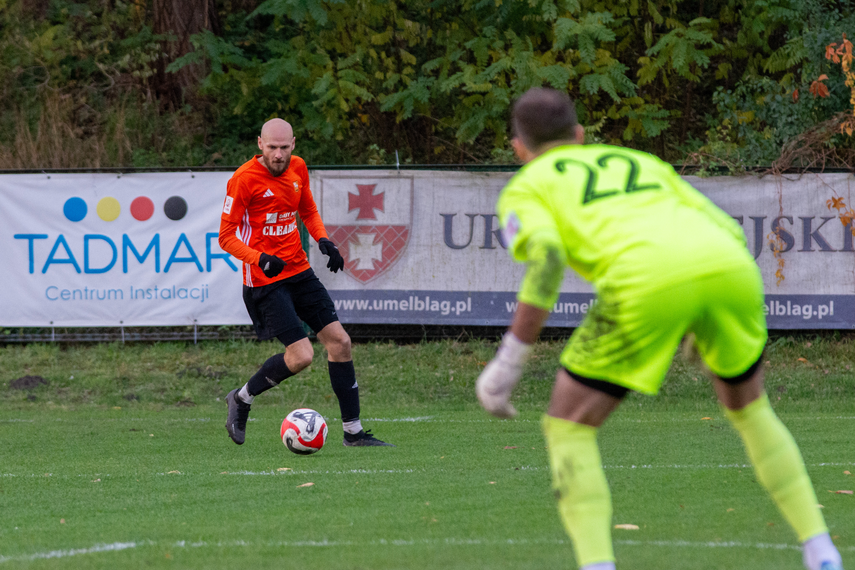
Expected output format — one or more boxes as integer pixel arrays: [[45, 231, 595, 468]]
[[348, 185, 385, 220], [321, 177, 412, 284]]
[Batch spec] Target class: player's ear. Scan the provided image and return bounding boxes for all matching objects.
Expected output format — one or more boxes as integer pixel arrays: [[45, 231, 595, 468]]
[[290, 136, 296, 151], [257, 136, 263, 151], [573, 124, 585, 144], [511, 137, 532, 163]]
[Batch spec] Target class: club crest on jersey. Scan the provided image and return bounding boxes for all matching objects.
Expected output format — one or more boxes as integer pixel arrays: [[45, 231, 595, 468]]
[[263, 189, 274, 198], [503, 211, 521, 246], [293, 181, 300, 192], [321, 177, 413, 284], [265, 212, 278, 224]]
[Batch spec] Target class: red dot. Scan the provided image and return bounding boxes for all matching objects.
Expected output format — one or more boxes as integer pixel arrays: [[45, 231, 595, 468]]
[[131, 197, 155, 221]]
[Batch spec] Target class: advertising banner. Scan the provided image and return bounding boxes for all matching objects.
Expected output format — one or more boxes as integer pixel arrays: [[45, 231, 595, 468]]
[[0, 172, 245, 327], [1, 169, 854, 329], [314, 170, 855, 329]]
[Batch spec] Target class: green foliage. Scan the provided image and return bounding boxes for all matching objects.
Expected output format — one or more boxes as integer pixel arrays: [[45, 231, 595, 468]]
[[640, 18, 723, 84], [168, 0, 690, 162], [689, 1, 855, 169], [2, 0, 855, 166], [0, 0, 234, 168]]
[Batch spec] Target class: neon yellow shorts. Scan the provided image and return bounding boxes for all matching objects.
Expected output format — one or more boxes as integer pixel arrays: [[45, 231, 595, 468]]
[[560, 263, 768, 395]]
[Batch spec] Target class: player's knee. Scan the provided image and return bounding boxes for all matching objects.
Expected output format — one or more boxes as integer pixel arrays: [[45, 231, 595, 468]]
[[293, 353, 314, 372], [338, 332, 352, 354], [317, 321, 352, 360], [287, 343, 314, 372], [328, 332, 351, 360]]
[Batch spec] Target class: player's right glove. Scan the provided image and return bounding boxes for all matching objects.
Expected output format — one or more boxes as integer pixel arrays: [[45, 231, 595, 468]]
[[258, 253, 286, 278], [318, 238, 345, 273], [476, 332, 532, 419]]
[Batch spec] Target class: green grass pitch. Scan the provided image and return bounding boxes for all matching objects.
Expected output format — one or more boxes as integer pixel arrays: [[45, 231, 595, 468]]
[[0, 337, 853, 569]]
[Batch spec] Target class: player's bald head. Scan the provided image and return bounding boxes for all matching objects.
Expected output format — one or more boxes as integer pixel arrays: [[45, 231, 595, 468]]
[[512, 88, 578, 151], [257, 118, 296, 177], [260, 118, 293, 142]]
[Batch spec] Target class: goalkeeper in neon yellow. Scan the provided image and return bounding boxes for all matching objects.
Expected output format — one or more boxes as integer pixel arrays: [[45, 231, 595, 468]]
[[476, 88, 843, 570]]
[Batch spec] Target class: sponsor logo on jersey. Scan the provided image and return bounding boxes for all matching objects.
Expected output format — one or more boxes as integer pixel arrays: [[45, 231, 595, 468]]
[[262, 222, 297, 236], [223, 196, 234, 215], [265, 213, 278, 224], [263, 189, 274, 198], [278, 211, 296, 222]]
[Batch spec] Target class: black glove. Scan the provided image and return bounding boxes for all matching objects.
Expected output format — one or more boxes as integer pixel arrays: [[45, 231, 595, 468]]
[[318, 238, 344, 273], [258, 253, 286, 278]]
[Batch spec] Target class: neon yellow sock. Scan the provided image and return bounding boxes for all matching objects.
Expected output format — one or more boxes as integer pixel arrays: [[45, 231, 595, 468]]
[[542, 415, 614, 567], [724, 394, 828, 541]]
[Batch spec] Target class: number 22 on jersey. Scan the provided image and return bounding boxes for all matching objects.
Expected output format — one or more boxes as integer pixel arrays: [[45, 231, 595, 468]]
[[555, 152, 661, 205]]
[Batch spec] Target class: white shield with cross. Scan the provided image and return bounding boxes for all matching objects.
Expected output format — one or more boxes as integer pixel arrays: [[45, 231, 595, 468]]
[[319, 176, 414, 284]]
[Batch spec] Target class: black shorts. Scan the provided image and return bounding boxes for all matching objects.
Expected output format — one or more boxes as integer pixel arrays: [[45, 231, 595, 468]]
[[242, 268, 339, 346], [565, 367, 630, 399]]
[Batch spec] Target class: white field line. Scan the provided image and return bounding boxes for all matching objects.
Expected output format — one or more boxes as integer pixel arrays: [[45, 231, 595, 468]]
[[0, 541, 139, 563], [3, 459, 854, 480], [3, 415, 855, 425], [2, 537, 854, 564]]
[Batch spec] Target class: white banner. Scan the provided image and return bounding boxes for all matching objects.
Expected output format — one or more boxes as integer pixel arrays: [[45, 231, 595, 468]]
[[2, 170, 854, 329], [0, 172, 246, 327], [312, 170, 855, 329]]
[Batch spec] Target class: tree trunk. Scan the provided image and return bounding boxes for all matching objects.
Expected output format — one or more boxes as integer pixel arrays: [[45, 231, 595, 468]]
[[152, 0, 219, 107], [21, 0, 50, 19]]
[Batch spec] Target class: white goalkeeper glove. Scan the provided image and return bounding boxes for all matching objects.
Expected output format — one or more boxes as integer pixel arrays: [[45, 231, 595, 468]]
[[476, 332, 532, 419]]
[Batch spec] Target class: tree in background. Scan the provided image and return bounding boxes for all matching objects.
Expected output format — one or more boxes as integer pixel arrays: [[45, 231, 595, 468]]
[[1, 0, 855, 167], [152, 0, 220, 106], [0, 0, 222, 168]]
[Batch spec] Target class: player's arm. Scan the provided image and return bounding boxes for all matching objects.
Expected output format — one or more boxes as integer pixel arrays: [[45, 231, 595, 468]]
[[477, 182, 566, 418], [218, 179, 286, 277], [510, 300, 550, 343], [503, 181, 567, 330], [295, 165, 344, 273]]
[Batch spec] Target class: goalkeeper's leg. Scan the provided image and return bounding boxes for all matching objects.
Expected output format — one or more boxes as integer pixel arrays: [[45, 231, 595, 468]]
[[716, 368, 842, 570], [543, 369, 624, 570]]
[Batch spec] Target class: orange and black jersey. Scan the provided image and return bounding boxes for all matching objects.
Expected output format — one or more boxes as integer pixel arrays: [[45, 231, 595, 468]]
[[219, 155, 328, 287]]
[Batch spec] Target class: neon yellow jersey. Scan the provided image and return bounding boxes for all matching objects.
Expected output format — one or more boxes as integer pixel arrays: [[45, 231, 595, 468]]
[[498, 144, 753, 310]]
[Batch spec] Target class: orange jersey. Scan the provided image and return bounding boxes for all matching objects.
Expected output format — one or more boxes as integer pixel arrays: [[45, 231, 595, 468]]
[[219, 155, 328, 287]]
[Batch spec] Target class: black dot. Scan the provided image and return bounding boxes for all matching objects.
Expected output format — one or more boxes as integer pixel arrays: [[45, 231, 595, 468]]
[[164, 196, 188, 221]]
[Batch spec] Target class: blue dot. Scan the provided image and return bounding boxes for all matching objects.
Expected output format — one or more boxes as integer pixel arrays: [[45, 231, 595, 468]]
[[64, 197, 87, 222]]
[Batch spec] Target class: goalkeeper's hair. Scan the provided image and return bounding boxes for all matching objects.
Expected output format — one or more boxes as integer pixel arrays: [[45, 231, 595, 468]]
[[512, 88, 578, 150]]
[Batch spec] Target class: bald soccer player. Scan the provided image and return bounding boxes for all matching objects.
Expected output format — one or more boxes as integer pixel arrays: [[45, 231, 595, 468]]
[[219, 119, 392, 448], [476, 88, 842, 570]]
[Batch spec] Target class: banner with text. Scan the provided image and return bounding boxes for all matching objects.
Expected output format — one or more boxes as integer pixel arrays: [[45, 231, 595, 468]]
[[0, 172, 243, 327], [312, 170, 855, 329], [1, 170, 853, 329]]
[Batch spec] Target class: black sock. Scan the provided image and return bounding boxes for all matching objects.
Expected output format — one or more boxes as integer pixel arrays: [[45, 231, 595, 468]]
[[247, 353, 294, 396], [329, 360, 360, 422]]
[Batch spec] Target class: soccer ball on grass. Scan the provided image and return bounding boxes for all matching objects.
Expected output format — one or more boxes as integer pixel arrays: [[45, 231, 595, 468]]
[[281, 408, 328, 455]]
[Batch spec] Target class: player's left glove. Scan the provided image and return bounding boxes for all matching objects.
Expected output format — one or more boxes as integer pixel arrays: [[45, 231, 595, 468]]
[[476, 332, 532, 419], [258, 252, 286, 278], [318, 238, 344, 273]]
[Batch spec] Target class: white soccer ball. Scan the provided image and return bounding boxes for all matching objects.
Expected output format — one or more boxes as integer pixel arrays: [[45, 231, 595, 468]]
[[280, 408, 328, 455]]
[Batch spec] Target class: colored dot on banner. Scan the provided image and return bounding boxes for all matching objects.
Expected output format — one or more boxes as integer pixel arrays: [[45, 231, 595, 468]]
[[63, 197, 87, 222], [164, 196, 188, 221], [130, 196, 155, 221], [96, 197, 121, 222]]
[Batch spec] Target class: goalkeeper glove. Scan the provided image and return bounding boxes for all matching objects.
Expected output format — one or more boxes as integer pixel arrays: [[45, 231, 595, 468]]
[[476, 333, 532, 419], [318, 238, 345, 273], [258, 253, 286, 278]]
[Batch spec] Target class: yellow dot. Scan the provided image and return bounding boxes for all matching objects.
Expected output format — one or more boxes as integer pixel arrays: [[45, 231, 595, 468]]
[[96, 197, 121, 221]]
